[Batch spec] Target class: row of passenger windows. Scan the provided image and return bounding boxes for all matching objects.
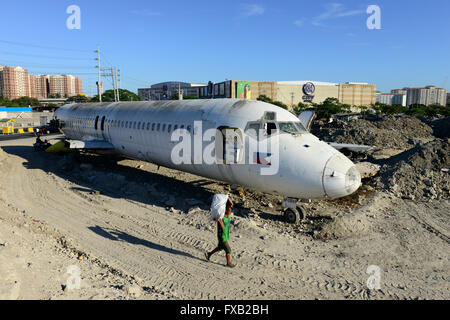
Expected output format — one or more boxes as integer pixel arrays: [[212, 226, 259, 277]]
[[106, 119, 192, 134], [67, 118, 193, 134]]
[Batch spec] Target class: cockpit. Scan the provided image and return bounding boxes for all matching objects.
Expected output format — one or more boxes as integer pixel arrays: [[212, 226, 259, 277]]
[[245, 121, 307, 137]]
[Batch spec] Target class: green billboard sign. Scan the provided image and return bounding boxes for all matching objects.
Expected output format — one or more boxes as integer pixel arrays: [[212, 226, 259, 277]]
[[236, 81, 252, 99]]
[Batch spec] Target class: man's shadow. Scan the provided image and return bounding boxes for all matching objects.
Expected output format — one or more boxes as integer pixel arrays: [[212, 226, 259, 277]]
[[88, 225, 206, 262]]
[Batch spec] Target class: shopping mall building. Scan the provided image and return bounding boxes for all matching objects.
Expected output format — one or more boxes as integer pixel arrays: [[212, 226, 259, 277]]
[[139, 80, 376, 107]]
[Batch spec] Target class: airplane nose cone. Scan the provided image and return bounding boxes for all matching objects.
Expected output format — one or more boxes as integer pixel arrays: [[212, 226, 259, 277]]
[[322, 154, 361, 199]]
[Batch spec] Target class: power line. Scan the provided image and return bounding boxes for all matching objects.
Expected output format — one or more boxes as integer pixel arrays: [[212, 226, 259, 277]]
[[0, 50, 93, 61], [0, 59, 94, 69], [0, 39, 92, 53], [27, 71, 98, 75]]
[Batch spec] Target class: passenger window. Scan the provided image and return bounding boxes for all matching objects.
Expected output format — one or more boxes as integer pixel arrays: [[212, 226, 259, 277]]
[[162, 124, 166, 132], [187, 125, 192, 133], [125, 121, 128, 128], [152, 123, 155, 131], [167, 124, 172, 133], [157, 123, 160, 131], [137, 122, 141, 130], [147, 123, 150, 130], [174, 125, 178, 131], [133, 122, 137, 129], [180, 125, 185, 130]]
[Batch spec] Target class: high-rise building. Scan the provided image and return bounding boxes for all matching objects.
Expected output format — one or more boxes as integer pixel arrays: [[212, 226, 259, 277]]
[[30, 75, 49, 99], [75, 77, 83, 96], [0, 65, 31, 99], [0, 65, 83, 100], [391, 89, 407, 95], [48, 74, 65, 97], [376, 93, 407, 106], [405, 86, 447, 106]]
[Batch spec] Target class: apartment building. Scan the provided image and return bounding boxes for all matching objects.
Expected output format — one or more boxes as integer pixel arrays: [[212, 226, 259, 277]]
[[0, 65, 31, 99], [376, 93, 407, 106], [30, 75, 49, 99], [0, 65, 83, 100], [405, 86, 447, 106]]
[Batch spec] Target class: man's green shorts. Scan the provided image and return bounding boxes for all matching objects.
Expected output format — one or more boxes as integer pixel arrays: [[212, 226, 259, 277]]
[[218, 241, 231, 254]]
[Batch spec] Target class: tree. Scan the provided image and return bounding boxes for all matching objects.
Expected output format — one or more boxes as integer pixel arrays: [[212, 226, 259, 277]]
[[313, 98, 348, 119], [67, 94, 90, 103], [0, 97, 11, 106], [256, 95, 288, 110], [10, 96, 41, 107], [292, 102, 309, 116], [91, 89, 142, 102], [170, 92, 199, 100]]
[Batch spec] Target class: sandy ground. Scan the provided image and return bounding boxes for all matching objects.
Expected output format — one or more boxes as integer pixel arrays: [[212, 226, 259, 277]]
[[0, 136, 448, 300]]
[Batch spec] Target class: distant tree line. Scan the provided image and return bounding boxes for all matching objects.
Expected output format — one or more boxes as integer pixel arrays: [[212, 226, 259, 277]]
[[91, 89, 142, 102], [170, 92, 199, 100], [0, 89, 143, 108], [257, 95, 450, 118], [0, 96, 41, 107], [257, 95, 288, 110]]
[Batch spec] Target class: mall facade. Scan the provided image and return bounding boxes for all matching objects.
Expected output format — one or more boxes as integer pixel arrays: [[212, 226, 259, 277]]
[[139, 80, 377, 107]]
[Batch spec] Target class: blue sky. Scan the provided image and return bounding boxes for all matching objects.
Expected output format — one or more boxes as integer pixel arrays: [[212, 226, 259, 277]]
[[0, 0, 449, 95]]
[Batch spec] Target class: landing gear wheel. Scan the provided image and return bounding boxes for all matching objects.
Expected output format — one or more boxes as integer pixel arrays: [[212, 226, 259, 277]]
[[284, 206, 306, 224], [284, 208, 300, 224], [296, 205, 306, 221]]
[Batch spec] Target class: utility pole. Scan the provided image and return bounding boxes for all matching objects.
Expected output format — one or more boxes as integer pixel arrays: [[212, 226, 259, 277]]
[[95, 45, 102, 102], [114, 67, 120, 102], [117, 67, 121, 102], [101, 67, 117, 102], [178, 82, 183, 100], [112, 68, 117, 102]]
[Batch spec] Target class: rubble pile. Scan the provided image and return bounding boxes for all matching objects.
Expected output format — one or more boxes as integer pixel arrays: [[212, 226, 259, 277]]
[[374, 139, 450, 200], [429, 117, 450, 139], [312, 115, 434, 149]]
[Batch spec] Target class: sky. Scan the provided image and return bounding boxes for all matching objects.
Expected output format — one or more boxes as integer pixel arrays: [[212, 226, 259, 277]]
[[0, 0, 449, 96]]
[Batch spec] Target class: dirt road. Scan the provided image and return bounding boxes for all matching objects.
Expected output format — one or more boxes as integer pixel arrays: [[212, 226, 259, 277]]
[[0, 136, 448, 300]]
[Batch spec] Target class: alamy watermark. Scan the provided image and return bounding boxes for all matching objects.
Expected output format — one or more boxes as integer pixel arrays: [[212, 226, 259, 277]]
[[367, 5, 381, 30], [66, 265, 81, 290], [366, 265, 381, 290], [66, 5, 81, 30], [169, 122, 280, 176]]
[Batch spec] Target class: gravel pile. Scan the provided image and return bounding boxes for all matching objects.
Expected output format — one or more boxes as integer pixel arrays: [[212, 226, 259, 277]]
[[429, 117, 450, 139], [312, 115, 435, 149], [374, 139, 450, 200]]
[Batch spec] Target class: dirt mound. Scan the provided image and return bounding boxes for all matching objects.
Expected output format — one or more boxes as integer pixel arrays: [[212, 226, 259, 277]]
[[374, 139, 450, 200], [312, 115, 434, 149], [429, 117, 450, 139]]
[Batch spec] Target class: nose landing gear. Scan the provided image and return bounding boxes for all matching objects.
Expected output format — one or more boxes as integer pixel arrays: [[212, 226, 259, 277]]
[[282, 198, 306, 224]]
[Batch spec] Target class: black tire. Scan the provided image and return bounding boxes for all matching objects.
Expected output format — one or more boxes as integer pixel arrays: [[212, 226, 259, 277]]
[[296, 205, 306, 221], [284, 208, 300, 224]]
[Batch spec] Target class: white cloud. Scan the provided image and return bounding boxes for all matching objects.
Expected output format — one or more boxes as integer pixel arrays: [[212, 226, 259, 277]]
[[337, 9, 365, 17], [294, 19, 305, 27], [311, 3, 364, 26], [240, 4, 265, 17]]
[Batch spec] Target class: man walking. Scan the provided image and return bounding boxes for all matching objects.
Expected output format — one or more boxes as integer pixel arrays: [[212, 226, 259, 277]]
[[205, 197, 236, 268]]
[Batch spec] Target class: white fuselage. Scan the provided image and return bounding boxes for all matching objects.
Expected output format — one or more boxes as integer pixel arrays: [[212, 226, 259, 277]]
[[54, 99, 361, 200]]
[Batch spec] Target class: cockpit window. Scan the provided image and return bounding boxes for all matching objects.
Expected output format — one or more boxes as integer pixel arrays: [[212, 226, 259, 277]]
[[294, 122, 307, 132], [278, 122, 307, 134]]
